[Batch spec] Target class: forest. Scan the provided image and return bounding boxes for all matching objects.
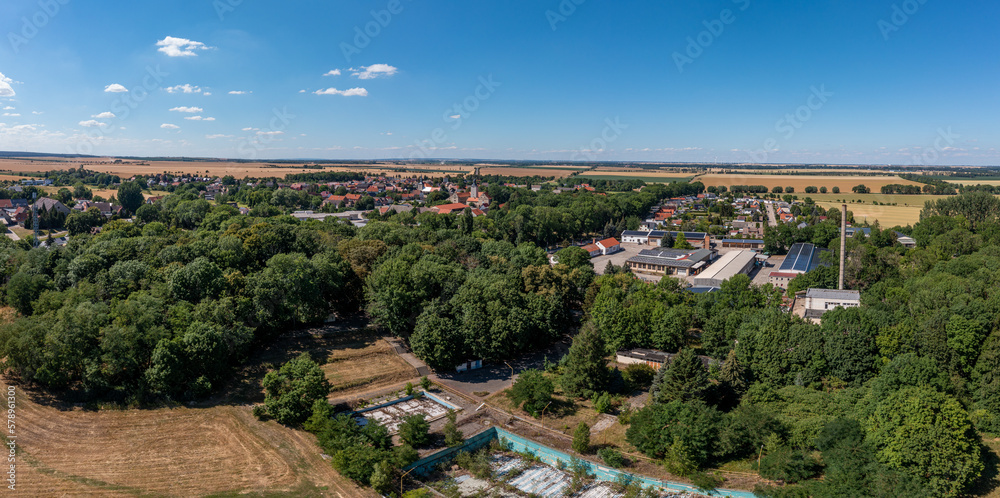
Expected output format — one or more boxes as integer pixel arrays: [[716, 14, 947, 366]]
[[0, 180, 998, 496]]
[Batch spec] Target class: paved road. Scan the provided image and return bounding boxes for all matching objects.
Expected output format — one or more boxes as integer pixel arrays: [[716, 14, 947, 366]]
[[765, 202, 778, 227], [4, 230, 18, 241]]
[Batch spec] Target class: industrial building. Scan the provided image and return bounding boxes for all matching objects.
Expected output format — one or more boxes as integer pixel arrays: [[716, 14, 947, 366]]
[[802, 288, 861, 321], [625, 247, 715, 276], [693, 250, 758, 287]]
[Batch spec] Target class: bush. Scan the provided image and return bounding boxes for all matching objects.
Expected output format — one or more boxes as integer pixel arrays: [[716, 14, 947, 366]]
[[508, 369, 554, 417], [443, 409, 464, 447], [420, 376, 432, 391], [758, 447, 821, 483], [622, 363, 656, 391], [593, 392, 612, 414], [252, 404, 268, 420], [690, 471, 724, 494], [573, 422, 591, 454], [262, 353, 332, 426], [598, 447, 626, 468], [405, 382, 415, 396], [399, 414, 430, 448]]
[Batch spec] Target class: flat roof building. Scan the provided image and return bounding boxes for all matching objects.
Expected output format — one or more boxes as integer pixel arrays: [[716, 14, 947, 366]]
[[802, 288, 861, 321], [777, 243, 827, 274], [625, 247, 715, 277], [693, 250, 758, 287]]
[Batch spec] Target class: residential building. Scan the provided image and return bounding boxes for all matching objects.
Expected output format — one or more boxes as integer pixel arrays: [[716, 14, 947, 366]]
[[802, 288, 861, 321]]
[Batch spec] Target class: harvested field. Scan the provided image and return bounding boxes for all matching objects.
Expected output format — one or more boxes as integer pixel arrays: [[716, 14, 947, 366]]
[[1, 377, 373, 497], [693, 174, 923, 192], [321, 332, 418, 399], [577, 174, 693, 183], [479, 166, 578, 178], [0, 157, 474, 180], [590, 167, 698, 177], [816, 202, 923, 227]]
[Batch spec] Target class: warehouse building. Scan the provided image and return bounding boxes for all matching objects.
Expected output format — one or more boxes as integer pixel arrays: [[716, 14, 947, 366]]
[[802, 288, 861, 322], [693, 250, 758, 287]]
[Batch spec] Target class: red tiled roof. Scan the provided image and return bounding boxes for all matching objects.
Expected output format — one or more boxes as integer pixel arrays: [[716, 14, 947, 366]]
[[597, 237, 620, 248]]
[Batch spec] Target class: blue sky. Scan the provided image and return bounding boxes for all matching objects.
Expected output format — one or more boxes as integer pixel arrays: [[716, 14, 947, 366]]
[[0, 0, 996, 165]]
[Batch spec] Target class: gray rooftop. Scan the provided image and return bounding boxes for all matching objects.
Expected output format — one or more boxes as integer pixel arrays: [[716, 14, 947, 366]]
[[806, 288, 861, 300]]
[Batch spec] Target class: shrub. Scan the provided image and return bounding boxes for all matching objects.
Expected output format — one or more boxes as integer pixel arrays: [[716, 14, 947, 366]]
[[573, 422, 591, 454], [758, 447, 821, 483], [622, 363, 656, 391], [399, 414, 430, 448], [593, 392, 612, 414], [405, 382, 415, 396], [420, 376, 432, 391], [443, 410, 464, 446], [598, 447, 626, 468]]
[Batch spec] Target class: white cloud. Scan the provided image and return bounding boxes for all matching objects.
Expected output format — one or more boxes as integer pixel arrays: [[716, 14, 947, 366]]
[[31, 111, 42, 115], [299, 89, 306, 93], [314, 87, 368, 97], [2, 113, 19, 117], [351, 64, 398, 79], [257, 131, 283, 136], [164, 84, 202, 94], [184, 116, 215, 121], [156, 36, 212, 57], [324, 69, 342, 77], [169, 106, 203, 113], [2, 106, 12, 110], [203, 91, 212, 96], [160, 123, 180, 129], [241, 127, 258, 131], [104, 83, 128, 93], [92, 112, 116, 119], [449, 114, 460, 119], [205, 134, 232, 139], [0, 73, 14, 98], [79, 120, 106, 128], [228, 90, 251, 95]]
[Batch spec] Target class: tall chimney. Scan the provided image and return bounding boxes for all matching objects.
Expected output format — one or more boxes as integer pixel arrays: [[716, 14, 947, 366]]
[[839, 204, 846, 290]]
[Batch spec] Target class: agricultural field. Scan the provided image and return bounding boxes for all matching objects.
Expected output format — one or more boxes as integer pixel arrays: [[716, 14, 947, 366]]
[[1, 322, 410, 497], [693, 174, 922, 192], [576, 174, 694, 183], [1, 375, 372, 497], [0, 157, 475, 179], [804, 193, 945, 206], [816, 202, 924, 227], [478, 166, 579, 178]]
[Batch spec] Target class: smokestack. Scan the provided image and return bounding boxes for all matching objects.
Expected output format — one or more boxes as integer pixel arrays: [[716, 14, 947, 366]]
[[839, 204, 846, 290]]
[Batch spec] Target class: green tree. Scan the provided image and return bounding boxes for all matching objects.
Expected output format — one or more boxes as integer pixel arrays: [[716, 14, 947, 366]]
[[832, 186, 840, 194], [559, 322, 610, 398], [262, 353, 332, 426], [555, 245, 592, 269], [573, 421, 591, 453], [866, 386, 983, 497], [673, 232, 694, 249], [117, 180, 145, 215], [399, 414, 430, 448], [508, 369, 553, 417], [653, 347, 708, 403], [443, 409, 464, 446]]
